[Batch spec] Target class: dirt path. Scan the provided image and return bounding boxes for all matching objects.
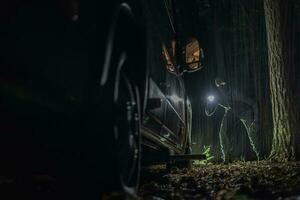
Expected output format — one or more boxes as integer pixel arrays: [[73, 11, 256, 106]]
[[139, 161, 300, 200]]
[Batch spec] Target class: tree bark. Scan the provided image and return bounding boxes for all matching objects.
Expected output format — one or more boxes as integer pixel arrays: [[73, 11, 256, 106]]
[[263, 0, 296, 161]]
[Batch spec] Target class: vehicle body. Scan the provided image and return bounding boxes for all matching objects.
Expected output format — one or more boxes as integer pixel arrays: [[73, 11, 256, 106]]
[[0, 0, 203, 197], [141, 0, 203, 157]]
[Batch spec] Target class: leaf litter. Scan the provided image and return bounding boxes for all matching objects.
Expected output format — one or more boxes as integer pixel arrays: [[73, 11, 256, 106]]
[[139, 161, 300, 200]]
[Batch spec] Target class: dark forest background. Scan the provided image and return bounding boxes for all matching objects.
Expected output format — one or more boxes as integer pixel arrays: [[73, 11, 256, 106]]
[[183, 0, 300, 161]]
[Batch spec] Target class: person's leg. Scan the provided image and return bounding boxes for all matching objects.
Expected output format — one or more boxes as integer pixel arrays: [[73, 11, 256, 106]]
[[218, 109, 231, 163], [240, 118, 260, 160]]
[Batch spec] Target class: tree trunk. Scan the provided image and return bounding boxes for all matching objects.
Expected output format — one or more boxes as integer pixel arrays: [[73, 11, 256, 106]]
[[263, 0, 296, 161]]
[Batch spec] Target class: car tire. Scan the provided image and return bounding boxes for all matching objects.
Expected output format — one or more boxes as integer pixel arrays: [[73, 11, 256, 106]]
[[101, 1, 147, 196]]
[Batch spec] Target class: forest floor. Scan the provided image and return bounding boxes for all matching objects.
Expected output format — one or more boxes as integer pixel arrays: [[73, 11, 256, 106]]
[[0, 161, 299, 199], [139, 161, 300, 200]]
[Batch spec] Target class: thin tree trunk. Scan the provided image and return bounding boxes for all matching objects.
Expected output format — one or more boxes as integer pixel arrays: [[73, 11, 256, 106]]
[[263, 0, 296, 161]]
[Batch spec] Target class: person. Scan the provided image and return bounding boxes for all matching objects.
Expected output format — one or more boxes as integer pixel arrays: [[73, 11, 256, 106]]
[[205, 78, 260, 163]]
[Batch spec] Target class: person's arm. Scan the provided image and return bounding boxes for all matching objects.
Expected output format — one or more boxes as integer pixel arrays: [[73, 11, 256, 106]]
[[205, 101, 219, 116]]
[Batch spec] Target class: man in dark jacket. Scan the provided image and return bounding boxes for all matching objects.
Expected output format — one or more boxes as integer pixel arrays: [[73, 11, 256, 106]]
[[205, 78, 260, 163]]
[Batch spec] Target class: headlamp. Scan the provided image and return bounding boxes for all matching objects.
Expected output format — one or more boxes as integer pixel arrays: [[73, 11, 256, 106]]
[[207, 95, 215, 102]]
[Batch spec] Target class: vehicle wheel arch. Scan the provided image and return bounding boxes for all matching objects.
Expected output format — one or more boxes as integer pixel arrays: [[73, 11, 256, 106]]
[[100, 0, 148, 110]]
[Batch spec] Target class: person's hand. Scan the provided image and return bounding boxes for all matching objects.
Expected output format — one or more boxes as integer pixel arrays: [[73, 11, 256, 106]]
[[205, 101, 218, 116]]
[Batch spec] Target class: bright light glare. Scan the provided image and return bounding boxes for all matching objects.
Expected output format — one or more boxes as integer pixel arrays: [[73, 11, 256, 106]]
[[207, 95, 215, 102]]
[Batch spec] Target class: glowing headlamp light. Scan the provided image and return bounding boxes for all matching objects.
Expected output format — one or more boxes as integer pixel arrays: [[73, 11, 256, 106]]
[[207, 95, 215, 102]]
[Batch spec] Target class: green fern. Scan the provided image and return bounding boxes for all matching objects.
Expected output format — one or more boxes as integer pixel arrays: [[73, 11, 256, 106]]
[[193, 145, 214, 166]]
